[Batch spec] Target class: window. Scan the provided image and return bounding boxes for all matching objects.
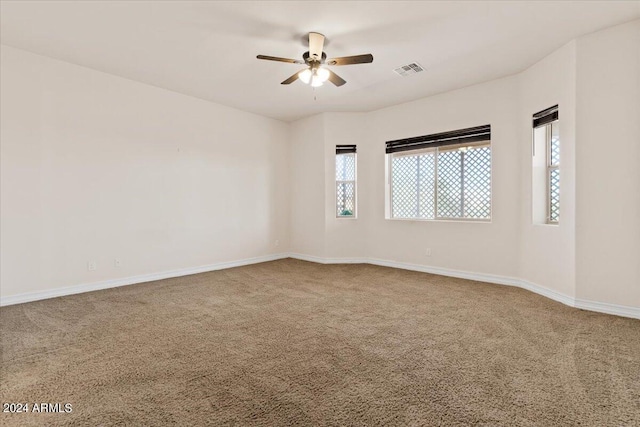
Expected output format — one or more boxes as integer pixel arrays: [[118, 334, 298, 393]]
[[548, 122, 560, 223], [386, 125, 491, 221], [336, 145, 356, 218], [532, 106, 559, 224]]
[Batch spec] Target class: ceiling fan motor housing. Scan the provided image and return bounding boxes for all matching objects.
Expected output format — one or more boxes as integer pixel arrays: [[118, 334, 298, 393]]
[[303, 51, 327, 65]]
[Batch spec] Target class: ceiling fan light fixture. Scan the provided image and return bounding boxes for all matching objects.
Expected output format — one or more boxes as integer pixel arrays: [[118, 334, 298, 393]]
[[299, 67, 329, 87], [298, 69, 312, 84], [316, 67, 330, 83]]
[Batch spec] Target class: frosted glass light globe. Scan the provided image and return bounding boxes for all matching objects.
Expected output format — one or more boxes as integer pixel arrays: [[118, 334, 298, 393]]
[[298, 69, 312, 84], [316, 67, 330, 83]]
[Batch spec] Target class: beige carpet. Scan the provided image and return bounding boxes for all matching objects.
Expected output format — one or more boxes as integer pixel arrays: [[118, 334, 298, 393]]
[[1, 259, 639, 426]]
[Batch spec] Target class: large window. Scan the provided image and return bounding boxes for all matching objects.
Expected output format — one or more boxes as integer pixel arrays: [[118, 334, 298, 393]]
[[386, 125, 491, 221], [532, 105, 559, 224], [336, 145, 356, 218]]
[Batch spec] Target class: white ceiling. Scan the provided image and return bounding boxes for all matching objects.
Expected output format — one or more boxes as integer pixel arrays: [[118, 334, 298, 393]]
[[1, 1, 639, 122]]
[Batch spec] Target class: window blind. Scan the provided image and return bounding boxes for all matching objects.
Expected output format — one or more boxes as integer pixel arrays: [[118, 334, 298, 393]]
[[385, 125, 491, 154], [336, 145, 357, 154], [533, 105, 558, 128]]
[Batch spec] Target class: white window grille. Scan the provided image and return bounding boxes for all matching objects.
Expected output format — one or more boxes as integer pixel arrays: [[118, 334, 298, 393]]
[[389, 141, 491, 220], [548, 122, 560, 223], [336, 146, 356, 218]]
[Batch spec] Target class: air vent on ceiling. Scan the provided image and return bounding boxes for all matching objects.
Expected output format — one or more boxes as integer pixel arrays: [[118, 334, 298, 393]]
[[393, 62, 425, 77]]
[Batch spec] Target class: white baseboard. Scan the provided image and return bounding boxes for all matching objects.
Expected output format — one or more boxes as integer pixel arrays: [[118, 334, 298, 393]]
[[3, 252, 639, 320], [287, 253, 369, 265], [367, 257, 521, 287], [288, 253, 640, 320], [514, 278, 577, 308], [0, 253, 289, 307], [573, 298, 640, 319]]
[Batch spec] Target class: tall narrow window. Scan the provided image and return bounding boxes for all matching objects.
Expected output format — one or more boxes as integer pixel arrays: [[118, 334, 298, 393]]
[[336, 145, 356, 218], [548, 121, 560, 223], [386, 125, 491, 221], [532, 105, 559, 224]]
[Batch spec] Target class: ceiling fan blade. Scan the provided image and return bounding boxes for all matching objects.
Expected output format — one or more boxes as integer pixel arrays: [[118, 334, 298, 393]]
[[281, 69, 305, 85], [308, 32, 325, 62], [326, 54, 374, 66], [257, 55, 304, 64], [327, 70, 346, 87]]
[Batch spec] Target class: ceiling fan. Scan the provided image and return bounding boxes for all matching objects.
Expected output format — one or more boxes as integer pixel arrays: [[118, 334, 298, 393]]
[[257, 32, 373, 87]]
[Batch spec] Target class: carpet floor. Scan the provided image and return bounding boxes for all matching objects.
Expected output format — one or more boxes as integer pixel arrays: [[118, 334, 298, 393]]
[[1, 259, 639, 426]]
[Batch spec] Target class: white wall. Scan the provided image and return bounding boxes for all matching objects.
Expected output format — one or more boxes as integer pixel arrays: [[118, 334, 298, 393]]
[[287, 78, 529, 284], [518, 41, 577, 299], [364, 77, 522, 276], [323, 113, 368, 259], [288, 20, 640, 314], [1, 45, 290, 299], [289, 114, 326, 258], [575, 20, 640, 307], [291, 76, 522, 279]]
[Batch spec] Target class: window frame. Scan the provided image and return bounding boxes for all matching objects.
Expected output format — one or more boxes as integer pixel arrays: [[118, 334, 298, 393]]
[[387, 140, 492, 223], [532, 105, 559, 225], [335, 151, 357, 219]]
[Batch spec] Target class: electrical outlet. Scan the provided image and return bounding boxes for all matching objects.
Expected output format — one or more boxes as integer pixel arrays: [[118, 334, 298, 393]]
[[114, 258, 122, 268], [87, 261, 97, 271], [425, 248, 432, 256], [274, 240, 280, 247]]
